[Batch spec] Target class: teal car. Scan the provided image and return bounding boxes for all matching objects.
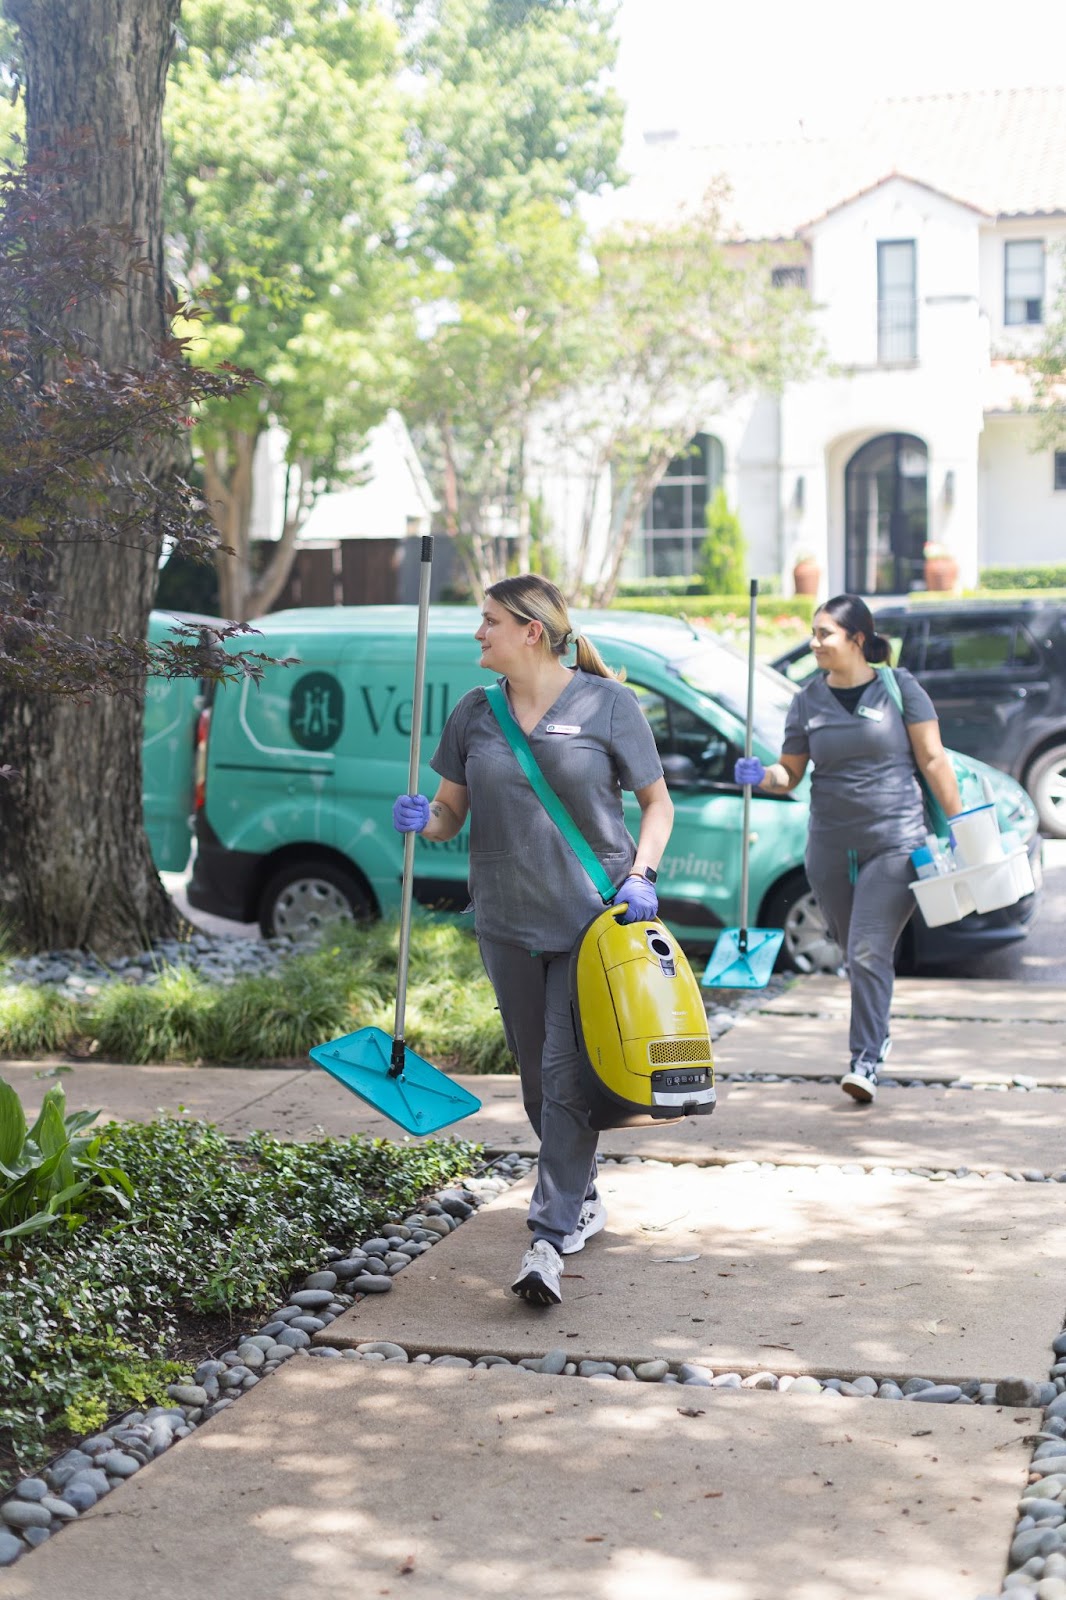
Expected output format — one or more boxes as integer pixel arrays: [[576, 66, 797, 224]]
[[142, 611, 217, 873], [183, 606, 1041, 972]]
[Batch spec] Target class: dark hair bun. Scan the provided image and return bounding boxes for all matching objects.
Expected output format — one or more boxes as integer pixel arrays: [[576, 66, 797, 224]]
[[865, 632, 891, 665]]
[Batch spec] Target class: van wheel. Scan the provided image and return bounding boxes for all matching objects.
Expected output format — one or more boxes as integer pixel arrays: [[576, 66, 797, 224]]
[[762, 875, 844, 975], [1027, 743, 1066, 839], [259, 862, 372, 941]]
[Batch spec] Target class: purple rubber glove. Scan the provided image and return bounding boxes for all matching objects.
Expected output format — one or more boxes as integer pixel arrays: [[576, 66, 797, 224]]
[[612, 873, 658, 924], [392, 794, 430, 833], [734, 756, 766, 788]]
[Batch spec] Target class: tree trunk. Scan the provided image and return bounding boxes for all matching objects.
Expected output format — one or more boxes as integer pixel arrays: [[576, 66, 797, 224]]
[[0, 0, 182, 954]]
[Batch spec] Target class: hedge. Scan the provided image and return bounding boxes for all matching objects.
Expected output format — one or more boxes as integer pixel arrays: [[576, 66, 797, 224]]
[[979, 566, 1066, 591], [609, 593, 816, 624]]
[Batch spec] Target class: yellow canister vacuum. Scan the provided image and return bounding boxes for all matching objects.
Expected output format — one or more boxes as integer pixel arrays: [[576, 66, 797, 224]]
[[570, 905, 717, 1130]]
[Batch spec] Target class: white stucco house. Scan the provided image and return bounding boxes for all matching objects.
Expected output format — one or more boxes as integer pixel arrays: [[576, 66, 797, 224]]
[[551, 86, 1066, 599]]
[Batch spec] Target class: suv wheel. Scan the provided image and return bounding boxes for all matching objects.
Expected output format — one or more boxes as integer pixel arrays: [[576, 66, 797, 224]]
[[762, 875, 844, 975], [259, 861, 372, 940], [1027, 743, 1066, 839]]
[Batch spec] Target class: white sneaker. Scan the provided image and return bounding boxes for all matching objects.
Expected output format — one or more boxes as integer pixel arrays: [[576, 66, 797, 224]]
[[561, 1195, 608, 1256], [840, 1060, 877, 1104], [511, 1240, 563, 1306]]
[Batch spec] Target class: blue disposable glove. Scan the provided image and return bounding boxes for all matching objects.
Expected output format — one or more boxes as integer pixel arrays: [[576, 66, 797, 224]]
[[612, 873, 659, 924], [734, 756, 766, 788], [392, 794, 430, 833]]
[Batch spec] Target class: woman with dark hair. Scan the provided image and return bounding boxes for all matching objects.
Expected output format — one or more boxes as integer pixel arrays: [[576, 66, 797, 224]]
[[392, 574, 673, 1304], [735, 594, 962, 1103]]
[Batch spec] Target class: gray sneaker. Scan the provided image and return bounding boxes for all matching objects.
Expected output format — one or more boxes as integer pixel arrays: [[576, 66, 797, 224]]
[[841, 1059, 877, 1103], [561, 1195, 608, 1256], [511, 1240, 563, 1305]]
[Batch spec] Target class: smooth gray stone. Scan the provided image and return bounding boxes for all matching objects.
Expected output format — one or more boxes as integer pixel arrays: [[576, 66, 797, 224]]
[[360, 1238, 392, 1256], [681, 1376, 712, 1387], [258, 1322, 288, 1338], [276, 1327, 311, 1349], [167, 1384, 208, 1408], [307, 1347, 341, 1358], [540, 1349, 567, 1376], [102, 1451, 140, 1477], [901, 1377, 935, 1395], [1053, 1333, 1066, 1357], [235, 1344, 267, 1368], [351, 1274, 393, 1294], [1046, 1394, 1066, 1419], [288, 1316, 326, 1334], [837, 1381, 872, 1398], [356, 1342, 408, 1361], [80, 1435, 114, 1457], [578, 1360, 618, 1377], [0, 1532, 23, 1565], [616, 1366, 638, 1382], [878, 1382, 904, 1400], [587, 1371, 617, 1380], [192, 1360, 226, 1384], [905, 1385, 963, 1404], [148, 1423, 174, 1456], [201, 1399, 237, 1419], [68, 1469, 110, 1497], [429, 1356, 472, 1369], [38, 1496, 77, 1521], [999, 1377, 1042, 1406], [1022, 1499, 1065, 1522], [1, 1501, 51, 1530], [474, 1355, 512, 1369], [1011, 1528, 1063, 1565], [270, 1305, 301, 1322], [303, 1271, 338, 1291], [357, 1256, 390, 1276], [62, 1482, 98, 1513], [710, 1373, 742, 1389], [787, 1377, 823, 1394], [1038, 1385, 1060, 1407], [217, 1366, 252, 1389], [288, 1289, 333, 1310], [850, 1376, 879, 1396], [265, 1345, 295, 1362], [332, 1258, 369, 1279], [48, 1450, 92, 1486], [22, 1527, 50, 1549], [635, 1360, 670, 1382], [678, 1363, 714, 1384], [13, 1480, 48, 1502]]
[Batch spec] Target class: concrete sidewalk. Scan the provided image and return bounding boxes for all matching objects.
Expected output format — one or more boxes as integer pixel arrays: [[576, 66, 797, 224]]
[[4, 976, 1066, 1600]]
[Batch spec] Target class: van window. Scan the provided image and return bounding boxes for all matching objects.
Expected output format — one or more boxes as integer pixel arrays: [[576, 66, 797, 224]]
[[629, 684, 733, 783], [925, 620, 1015, 672]]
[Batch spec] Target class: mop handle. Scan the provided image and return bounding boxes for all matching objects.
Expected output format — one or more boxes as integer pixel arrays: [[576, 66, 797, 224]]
[[738, 577, 758, 935], [392, 536, 433, 1063]]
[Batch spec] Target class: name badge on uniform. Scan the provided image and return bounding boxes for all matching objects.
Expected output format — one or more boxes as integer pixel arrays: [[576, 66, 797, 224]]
[[857, 705, 884, 722], [546, 723, 581, 735]]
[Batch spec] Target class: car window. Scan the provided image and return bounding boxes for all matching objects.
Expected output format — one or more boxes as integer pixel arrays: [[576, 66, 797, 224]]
[[1014, 626, 1041, 668], [629, 683, 734, 784], [923, 620, 1014, 672]]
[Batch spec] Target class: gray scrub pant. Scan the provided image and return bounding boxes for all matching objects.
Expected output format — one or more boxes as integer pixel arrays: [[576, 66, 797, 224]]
[[804, 840, 917, 1067], [477, 935, 598, 1253]]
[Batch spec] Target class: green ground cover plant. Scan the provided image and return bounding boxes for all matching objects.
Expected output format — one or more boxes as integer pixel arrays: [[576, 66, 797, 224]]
[[0, 1080, 132, 1242], [0, 921, 515, 1071], [0, 1111, 480, 1482]]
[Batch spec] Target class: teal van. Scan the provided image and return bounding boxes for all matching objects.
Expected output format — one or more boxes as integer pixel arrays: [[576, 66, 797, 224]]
[[142, 611, 217, 872], [185, 605, 1041, 970]]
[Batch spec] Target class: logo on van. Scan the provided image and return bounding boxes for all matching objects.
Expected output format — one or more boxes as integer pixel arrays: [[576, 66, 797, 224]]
[[290, 672, 344, 751]]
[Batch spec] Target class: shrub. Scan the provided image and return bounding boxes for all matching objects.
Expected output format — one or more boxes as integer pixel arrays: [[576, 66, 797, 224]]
[[0, 1117, 481, 1475], [614, 575, 706, 599], [699, 486, 747, 594], [0, 1079, 132, 1243], [979, 565, 1066, 591], [610, 594, 816, 625]]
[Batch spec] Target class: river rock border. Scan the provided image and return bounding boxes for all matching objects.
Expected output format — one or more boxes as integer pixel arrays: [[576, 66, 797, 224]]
[[0, 1147, 1061, 1599]]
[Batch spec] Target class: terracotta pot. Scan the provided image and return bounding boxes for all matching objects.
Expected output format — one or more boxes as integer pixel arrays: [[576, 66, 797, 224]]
[[924, 556, 959, 592], [792, 559, 820, 597]]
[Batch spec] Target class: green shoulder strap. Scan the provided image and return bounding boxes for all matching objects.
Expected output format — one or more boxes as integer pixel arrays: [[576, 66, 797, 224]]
[[874, 666, 952, 840], [483, 683, 617, 904]]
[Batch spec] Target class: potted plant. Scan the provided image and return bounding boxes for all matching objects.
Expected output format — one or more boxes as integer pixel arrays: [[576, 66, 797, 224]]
[[923, 541, 959, 592], [792, 550, 820, 596]]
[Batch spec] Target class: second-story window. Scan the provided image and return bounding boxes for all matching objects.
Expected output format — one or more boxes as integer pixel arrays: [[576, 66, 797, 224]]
[[1004, 240, 1045, 325], [877, 240, 917, 363]]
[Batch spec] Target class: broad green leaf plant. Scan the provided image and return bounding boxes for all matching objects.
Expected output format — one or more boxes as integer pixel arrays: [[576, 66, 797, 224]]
[[0, 1078, 132, 1243]]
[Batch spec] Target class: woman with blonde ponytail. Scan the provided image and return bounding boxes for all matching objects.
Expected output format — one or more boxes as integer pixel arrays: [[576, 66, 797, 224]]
[[392, 573, 673, 1308]]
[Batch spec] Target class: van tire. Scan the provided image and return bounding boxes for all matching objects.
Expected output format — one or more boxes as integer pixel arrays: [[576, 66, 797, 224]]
[[258, 861, 372, 941], [761, 874, 844, 975]]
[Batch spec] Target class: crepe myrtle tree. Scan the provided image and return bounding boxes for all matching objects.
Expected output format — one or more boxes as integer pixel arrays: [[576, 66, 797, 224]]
[[0, 149, 270, 955]]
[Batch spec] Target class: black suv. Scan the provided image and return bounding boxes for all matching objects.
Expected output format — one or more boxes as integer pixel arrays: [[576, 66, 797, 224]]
[[772, 599, 1066, 838]]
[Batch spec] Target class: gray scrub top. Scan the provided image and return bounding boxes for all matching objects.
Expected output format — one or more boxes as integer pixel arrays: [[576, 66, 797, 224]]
[[430, 668, 664, 951], [782, 668, 937, 854]]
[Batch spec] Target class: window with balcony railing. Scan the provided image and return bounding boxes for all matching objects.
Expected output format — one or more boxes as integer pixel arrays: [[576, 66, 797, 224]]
[[877, 239, 917, 363]]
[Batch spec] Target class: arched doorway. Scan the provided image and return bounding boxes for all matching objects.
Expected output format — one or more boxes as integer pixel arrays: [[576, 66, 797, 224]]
[[844, 433, 928, 595]]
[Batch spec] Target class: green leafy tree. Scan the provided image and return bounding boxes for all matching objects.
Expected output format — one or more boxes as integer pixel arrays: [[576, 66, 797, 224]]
[[1026, 242, 1066, 449], [699, 486, 747, 594], [399, 0, 623, 594], [166, 0, 413, 620], [562, 205, 818, 604]]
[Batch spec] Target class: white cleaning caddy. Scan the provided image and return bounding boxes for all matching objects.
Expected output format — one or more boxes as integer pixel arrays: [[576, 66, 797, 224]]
[[910, 847, 1035, 927]]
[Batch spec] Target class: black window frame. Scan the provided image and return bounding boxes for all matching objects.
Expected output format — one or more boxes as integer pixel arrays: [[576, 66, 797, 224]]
[[1004, 239, 1045, 327]]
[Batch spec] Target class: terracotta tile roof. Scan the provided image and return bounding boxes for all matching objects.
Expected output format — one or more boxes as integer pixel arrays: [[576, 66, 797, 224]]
[[605, 87, 1066, 240]]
